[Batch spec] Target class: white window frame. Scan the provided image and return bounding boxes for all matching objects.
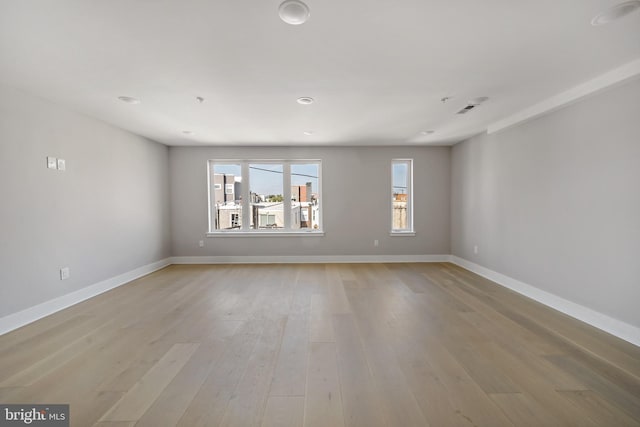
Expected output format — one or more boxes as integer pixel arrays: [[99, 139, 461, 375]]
[[391, 158, 414, 236], [207, 159, 323, 236]]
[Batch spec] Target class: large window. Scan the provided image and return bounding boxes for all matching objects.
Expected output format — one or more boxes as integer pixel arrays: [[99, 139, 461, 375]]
[[391, 159, 413, 233], [208, 160, 322, 234]]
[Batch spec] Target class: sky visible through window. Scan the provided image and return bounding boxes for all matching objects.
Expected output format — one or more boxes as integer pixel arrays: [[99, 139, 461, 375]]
[[393, 162, 408, 194], [213, 164, 240, 176], [213, 163, 318, 195], [250, 164, 283, 197]]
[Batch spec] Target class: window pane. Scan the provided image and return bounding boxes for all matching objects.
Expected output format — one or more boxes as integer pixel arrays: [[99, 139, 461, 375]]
[[211, 163, 242, 231], [249, 164, 284, 229], [392, 161, 410, 230], [291, 163, 320, 230]]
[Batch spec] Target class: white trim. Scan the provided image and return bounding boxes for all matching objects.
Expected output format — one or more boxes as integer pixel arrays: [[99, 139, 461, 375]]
[[207, 231, 324, 237], [390, 232, 416, 237], [449, 256, 640, 347], [487, 58, 640, 134], [171, 254, 449, 264], [0, 258, 171, 336], [391, 158, 414, 233], [283, 162, 292, 230], [5, 254, 637, 348]]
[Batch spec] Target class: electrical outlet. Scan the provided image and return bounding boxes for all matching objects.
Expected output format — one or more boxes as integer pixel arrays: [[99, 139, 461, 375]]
[[199, 240, 204, 247], [374, 239, 379, 247], [473, 245, 478, 254], [57, 158, 66, 171], [60, 267, 70, 280], [47, 157, 57, 169]]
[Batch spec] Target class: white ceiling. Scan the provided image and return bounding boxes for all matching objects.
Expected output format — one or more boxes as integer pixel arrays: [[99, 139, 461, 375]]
[[1, 0, 639, 146]]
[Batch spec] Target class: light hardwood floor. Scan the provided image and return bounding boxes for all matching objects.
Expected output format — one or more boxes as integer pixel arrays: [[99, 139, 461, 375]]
[[1, 263, 639, 426]]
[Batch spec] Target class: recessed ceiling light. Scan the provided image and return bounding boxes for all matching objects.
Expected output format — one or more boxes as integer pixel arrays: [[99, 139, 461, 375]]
[[592, 1, 640, 25], [420, 130, 435, 135], [303, 131, 314, 136], [196, 96, 205, 103], [118, 96, 140, 104], [182, 130, 195, 135], [279, 0, 310, 25], [468, 96, 489, 105], [297, 96, 314, 105]]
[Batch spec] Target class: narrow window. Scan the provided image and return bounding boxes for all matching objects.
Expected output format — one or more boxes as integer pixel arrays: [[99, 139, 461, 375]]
[[391, 159, 413, 233]]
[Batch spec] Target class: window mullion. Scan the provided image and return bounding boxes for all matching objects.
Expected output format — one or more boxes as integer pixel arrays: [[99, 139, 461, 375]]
[[241, 162, 250, 230], [283, 162, 291, 230]]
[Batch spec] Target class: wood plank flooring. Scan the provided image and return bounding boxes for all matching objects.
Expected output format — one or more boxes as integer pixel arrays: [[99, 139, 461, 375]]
[[1, 263, 639, 426]]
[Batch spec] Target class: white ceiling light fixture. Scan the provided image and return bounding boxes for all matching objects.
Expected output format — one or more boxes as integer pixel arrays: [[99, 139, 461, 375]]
[[182, 130, 195, 135], [279, 0, 310, 25], [468, 96, 489, 105], [117, 96, 140, 104], [591, 1, 640, 25], [303, 131, 314, 135], [297, 96, 314, 105]]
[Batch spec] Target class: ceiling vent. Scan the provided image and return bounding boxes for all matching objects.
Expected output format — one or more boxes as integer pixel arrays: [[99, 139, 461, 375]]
[[456, 96, 489, 114], [456, 104, 476, 114]]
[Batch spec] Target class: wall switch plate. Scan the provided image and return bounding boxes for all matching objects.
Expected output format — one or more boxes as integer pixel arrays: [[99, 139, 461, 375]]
[[473, 245, 478, 254], [374, 239, 379, 247], [47, 157, 57, 169], [57, 158, 66, 171], [60, 267, 70, 280], [199, 240, 204, 247]]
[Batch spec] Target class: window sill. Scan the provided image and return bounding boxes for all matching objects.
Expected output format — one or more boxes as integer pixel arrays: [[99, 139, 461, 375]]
[[390, 231, 416, 237], [207, 231, 325, 237]]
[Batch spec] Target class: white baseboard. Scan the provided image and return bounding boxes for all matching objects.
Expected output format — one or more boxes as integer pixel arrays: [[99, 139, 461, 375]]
[[170, 254, 450, 264], [5, 255, 637, 348], [449, 256, 640, 347], [0, 258, 171, 336]]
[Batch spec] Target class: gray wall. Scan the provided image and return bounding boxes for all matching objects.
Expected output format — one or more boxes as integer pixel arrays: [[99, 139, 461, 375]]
[[0, 84, 171, 317], [170, 146, 450, 257], [451, 77, 640, 328]]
